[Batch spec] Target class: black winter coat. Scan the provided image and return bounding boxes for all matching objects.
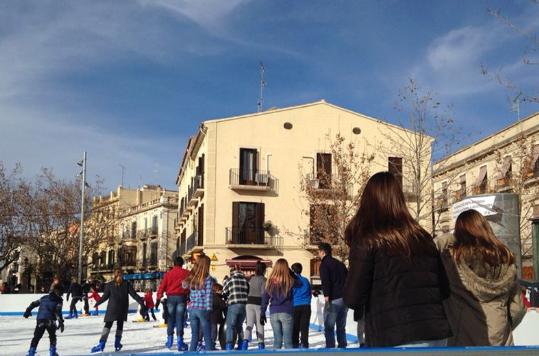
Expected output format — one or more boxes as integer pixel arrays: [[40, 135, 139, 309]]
[[67, 282, 83, 299], [320, 255, 348, 301], [344, 239, 452, 347], [95, 281, 144, 322]]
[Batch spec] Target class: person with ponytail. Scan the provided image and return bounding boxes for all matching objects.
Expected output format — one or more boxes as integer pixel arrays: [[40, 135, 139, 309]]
[[183, 254, 215, 351], [343, 172, 451, 347], [436, 209, 526, 346], [90, 269, 147, 353], [261, 258, 301, 349]]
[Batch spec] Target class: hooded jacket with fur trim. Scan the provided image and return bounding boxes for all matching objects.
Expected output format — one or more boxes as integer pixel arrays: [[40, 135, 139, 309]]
[[435, 234, 526, 346]]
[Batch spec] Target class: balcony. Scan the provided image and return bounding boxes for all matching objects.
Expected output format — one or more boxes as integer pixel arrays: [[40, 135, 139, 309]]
[[225, 227, 274, 249], [183, 230, 203, 255], [193, 175, 204, 199], [305, 174, 350, 199], [229, 169, 278, 192]]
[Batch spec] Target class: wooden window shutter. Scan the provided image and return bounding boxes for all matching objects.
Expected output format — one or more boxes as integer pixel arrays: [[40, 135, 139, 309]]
[[232, 202, 240, 229], [198, 204, 204, 246], [256, 203, 265, 243]]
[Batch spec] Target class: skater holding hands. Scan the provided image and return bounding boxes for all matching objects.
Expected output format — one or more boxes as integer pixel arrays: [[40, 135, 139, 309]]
[[24, 284, 65, 356]]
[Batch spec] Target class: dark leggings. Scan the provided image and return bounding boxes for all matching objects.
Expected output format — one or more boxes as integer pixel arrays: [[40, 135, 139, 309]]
[[99, 320, 124, 342], [30, 320, 57, 348]]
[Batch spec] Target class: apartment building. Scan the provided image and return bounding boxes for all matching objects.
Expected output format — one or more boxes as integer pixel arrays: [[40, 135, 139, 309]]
[[433, 112, 539, 279], [89, 185, 177, 282], [175, 100, 432, 282]]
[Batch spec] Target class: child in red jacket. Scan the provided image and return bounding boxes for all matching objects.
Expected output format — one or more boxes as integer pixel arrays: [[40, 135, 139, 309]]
[[88, 286, 101, 316], [144, 288, 157, 321]]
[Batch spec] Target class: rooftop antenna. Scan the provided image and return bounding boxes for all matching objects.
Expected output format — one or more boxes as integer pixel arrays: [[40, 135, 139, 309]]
[[257, 62, 266, 112], [512, 92, 522, 122], [119, 164, 125, 187]]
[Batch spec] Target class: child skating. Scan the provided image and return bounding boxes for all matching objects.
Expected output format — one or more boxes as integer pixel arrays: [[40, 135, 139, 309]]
[[23, 284, 65, 356]]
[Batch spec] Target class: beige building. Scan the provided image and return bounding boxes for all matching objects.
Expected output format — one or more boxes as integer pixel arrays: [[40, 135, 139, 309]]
[[89, 185, 177, 283], [433, 112, 539, 279], [175, 100, 432, 283]]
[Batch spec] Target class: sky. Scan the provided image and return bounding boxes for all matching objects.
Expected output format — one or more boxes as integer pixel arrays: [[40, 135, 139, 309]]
[[1, 0, 538, 191]]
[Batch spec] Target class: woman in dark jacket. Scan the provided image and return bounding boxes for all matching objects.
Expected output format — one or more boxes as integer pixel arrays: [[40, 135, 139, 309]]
[[343, 172, 452, 347], [90, 269, 147, 353]]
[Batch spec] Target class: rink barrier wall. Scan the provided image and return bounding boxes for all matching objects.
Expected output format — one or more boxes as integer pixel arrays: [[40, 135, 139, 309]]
[[74, 346, 539, 356], [0, 292, 144, 316]]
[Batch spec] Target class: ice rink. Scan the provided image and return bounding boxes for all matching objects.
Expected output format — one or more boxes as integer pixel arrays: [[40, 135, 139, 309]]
[[1, 307, 538, 356], [0, 312, 343, 356]]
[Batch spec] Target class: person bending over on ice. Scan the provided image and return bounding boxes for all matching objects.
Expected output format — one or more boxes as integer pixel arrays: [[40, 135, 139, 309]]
[[24, 284, 65, 356], [90, 269, 147, 353]]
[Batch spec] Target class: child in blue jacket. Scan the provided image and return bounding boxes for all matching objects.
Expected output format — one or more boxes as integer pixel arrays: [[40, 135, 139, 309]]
[[291, 262, 312, 348], [24, 284, 65, 356]]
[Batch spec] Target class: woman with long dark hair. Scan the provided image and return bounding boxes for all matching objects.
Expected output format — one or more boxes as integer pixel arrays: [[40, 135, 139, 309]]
[[90, 269, 147, 353], [343, 171, 451, 347], [436, 209, 526, 345]]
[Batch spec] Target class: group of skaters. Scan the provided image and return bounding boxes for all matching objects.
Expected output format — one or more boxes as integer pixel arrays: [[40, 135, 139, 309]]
[[22, 171, 529, 355]]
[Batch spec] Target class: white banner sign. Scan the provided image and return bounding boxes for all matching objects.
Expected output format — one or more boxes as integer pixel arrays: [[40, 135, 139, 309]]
[[452, 195, 497, 221]]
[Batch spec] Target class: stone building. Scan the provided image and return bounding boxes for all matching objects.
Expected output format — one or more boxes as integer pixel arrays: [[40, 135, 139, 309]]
[[175, 100, 432, 283], [89, 185, 177, 284], [433, 111, 539, 279]]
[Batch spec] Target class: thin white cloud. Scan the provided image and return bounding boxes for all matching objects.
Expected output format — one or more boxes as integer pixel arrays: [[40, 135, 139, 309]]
[[139, 0, 251, 31], [0, 105, 182, 190]]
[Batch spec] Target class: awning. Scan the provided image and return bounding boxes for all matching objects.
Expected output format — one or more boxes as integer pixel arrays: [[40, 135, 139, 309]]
[[494, 156, 512, 179], [473, 166, 488, 187], [123, 272, 165, 280], [225, 258, 273, 268]]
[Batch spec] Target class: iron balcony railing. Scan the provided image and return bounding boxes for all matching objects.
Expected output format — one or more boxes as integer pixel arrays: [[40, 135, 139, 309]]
[[225, 227, 273, 246], [229, 169, 277, 189]]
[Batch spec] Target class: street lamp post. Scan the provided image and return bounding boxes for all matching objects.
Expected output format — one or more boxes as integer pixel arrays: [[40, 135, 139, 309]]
[[78, 152, 87, 284]]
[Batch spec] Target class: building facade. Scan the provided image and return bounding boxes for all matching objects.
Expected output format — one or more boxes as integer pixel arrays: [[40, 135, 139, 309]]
[[433, 112, 539, 279], [89, 185, 177, 285], [175, 100, 432, 283]]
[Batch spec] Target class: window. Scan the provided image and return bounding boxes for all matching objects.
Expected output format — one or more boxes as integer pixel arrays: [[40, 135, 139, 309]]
[[231, 202, 265, 244], [239, 148, 258, 185], [316, 153, 332, 189], [142, 243, 147, 268], [473, 166, 488, 194], [458, 174, 467, 199], [107, 250, 115, 269], [441, 181, 448, 210], [150, 242, 158, 266], [310, 258, 321, 277], [152, 215, 158, 235], [198, 204, 204, 246], [388, 157, 403, 189], [532, 145, 539, 178], [122, 246, 137, 267], [131, 221, 137, 239]]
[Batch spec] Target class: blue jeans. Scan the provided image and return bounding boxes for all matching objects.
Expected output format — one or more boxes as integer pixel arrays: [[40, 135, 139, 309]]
[[323, 298, 348, 348], [190, 309, 213, 351], [226, 303, 246, 344], [167, 295, 186, 338], [270, 312, 293, 349]]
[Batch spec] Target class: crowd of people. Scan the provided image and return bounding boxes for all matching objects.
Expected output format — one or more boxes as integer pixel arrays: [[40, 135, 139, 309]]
[[21, 171, 529, 356]]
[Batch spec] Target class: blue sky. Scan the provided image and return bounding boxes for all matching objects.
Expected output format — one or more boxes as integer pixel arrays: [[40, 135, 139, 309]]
[[1, 0, 538, 191]]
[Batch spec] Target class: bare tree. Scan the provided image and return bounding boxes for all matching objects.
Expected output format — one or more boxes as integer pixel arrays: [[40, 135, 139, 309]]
[[0, 163, 33, 273], [381, 78, 463, 235], [492, 135, 539, 259], [481, 2, 539, 104], [300, 133, 374, 260]]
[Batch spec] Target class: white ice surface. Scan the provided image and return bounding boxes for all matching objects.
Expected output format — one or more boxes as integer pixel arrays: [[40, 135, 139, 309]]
[[2, 309, 538, 356], [0, 313, 344, 356]]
